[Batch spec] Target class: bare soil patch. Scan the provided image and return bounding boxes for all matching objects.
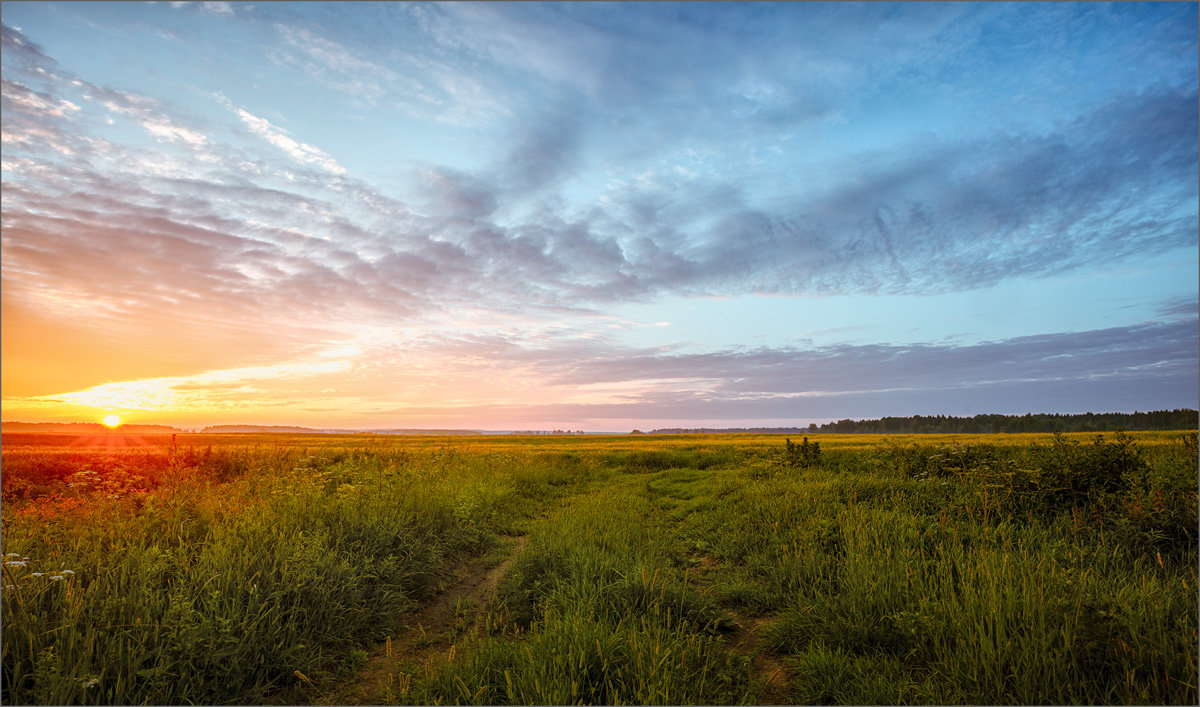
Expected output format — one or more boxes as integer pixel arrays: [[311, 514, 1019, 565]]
[[689, 555, 794, 705], [726, 613, 792, 705]]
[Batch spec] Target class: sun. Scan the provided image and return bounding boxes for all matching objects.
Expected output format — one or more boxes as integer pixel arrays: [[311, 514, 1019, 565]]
[[102, 414, 121, 429]]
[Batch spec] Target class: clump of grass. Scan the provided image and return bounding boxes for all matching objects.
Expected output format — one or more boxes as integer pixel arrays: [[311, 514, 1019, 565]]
[[783, 437, 821, 468], [408, 605, 746, 705]]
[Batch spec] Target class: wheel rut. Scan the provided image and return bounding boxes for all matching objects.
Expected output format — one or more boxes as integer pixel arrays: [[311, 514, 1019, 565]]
[[689, 555, 795, 704], [726, 613, 792, 705], [306, 533, 529, 705]]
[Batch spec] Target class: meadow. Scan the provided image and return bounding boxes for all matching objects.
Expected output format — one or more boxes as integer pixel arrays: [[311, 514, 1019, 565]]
[[1, 429, 1196, 705]]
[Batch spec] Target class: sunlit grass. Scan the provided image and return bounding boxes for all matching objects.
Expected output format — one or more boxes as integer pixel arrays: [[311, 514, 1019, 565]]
[[2, 429, 1195, 705]]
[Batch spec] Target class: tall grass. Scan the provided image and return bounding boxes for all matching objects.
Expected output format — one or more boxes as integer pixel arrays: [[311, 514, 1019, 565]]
[[2, 431, 1195, 705], [406, 483, 748, 705], [693, 432, 1198, 704], [1, 443, 599, 705]]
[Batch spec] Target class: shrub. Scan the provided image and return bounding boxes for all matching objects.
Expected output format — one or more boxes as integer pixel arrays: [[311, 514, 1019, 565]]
[[784, 437, 821, 468], [1035, 431, 1143, 511]]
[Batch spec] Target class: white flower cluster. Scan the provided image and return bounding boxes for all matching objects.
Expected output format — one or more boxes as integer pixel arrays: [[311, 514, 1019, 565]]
[[2, 554, 76, 583], [4, 552, 30, 567]]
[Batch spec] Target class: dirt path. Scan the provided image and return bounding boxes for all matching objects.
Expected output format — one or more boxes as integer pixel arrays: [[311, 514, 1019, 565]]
[[306, 534, 529, 705], [687, 556, 794, 704], [726, 613, 792, 704]]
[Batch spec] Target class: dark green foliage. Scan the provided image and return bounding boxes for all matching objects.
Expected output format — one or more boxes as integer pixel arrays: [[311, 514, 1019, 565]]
[[651, 410, 1198, 435], [784, 437, 821, 468], [818, 409, 1198, 434], [605, 448, 738, 473], [885, 433, 1194, 554], [1036, 431, 1140, 507], [888, 440, 1001, 480]]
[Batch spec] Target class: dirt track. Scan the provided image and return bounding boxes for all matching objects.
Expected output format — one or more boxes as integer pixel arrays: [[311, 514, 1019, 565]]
[[308, 534, 530, 705]]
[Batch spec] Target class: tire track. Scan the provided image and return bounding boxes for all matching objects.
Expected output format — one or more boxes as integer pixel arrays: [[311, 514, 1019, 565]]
[[307, 533, 529, 705]]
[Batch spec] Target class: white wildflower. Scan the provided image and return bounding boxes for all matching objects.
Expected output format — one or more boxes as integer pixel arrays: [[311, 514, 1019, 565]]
[[30, 572, 44, 577], [4, 561, 27, 567], [49, 575, 64, 582]]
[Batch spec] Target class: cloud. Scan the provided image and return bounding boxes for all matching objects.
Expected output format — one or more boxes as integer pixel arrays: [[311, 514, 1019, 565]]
[[170, 1, 235, 16], [500, 103, 584, 195], [586, 87, 1199, 299], [272, 23, 396, 104], [232, 106, 346, 175], [546, 320, 1196, 390], [414, 319, 1199, 423], [395, 83, 1199, 310], [2, 7, 1196, 426], [3, 27, 216, 164], [0, 22, 58, 73], [416, 168, 499, 219], [1158, 295, 1199, 321], [29, 350, 352, 412], [1, 77, 78, 117], [5, 14, 1194, 333], [268, 13, 507, 126]]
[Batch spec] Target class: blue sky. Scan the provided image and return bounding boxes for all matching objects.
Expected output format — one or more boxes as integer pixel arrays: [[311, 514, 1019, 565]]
[[2, 1, 1196, 430]]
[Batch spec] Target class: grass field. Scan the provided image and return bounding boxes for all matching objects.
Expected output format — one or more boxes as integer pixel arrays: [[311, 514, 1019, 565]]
[[2, 430, 1196, 705]]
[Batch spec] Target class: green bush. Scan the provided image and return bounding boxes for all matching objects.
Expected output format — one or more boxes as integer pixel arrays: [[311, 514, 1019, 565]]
[[783, 437, 821, 468]]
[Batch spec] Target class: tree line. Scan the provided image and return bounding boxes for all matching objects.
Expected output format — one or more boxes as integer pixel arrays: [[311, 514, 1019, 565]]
[[649, 409, 1198, 435]]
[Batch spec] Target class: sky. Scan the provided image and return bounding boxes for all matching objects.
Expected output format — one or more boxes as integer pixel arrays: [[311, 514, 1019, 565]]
[[1, 1, 1197, 431]]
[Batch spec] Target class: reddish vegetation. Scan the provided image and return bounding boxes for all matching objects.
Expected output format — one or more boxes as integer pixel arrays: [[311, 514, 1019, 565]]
[[0, 434, 243, 512]]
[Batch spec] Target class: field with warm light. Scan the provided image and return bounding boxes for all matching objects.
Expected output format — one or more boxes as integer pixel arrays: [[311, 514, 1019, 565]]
[[2, 430, 1197, 705]]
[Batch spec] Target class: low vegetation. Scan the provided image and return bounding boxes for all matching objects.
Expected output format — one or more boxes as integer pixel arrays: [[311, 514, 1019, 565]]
[[2, 430, 1196, 705]]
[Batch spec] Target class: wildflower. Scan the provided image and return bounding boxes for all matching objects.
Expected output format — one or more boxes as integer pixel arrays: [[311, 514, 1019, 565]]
[[5, 585, 14, 590], [30, 572, 44, 578], [49, 575, 64, 582], [4, 561, 27, 567], [4, 553, 19, 559], [60, 569, 75, 575], [81, 677, 99, 689]]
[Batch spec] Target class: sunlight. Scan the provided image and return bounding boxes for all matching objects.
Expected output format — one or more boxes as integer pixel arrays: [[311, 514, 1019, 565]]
[[102, 414, 121, 428], [1, 351, 360, 425], [54, 379, 179, 411]]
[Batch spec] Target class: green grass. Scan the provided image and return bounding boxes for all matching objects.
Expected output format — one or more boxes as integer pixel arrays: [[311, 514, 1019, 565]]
[[404, 483, 747, 705], [2, 430, 1196, 705]]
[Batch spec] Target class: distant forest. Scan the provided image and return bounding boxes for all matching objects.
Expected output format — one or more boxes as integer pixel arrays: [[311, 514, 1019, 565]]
[[649, 409, 1199, 435]]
